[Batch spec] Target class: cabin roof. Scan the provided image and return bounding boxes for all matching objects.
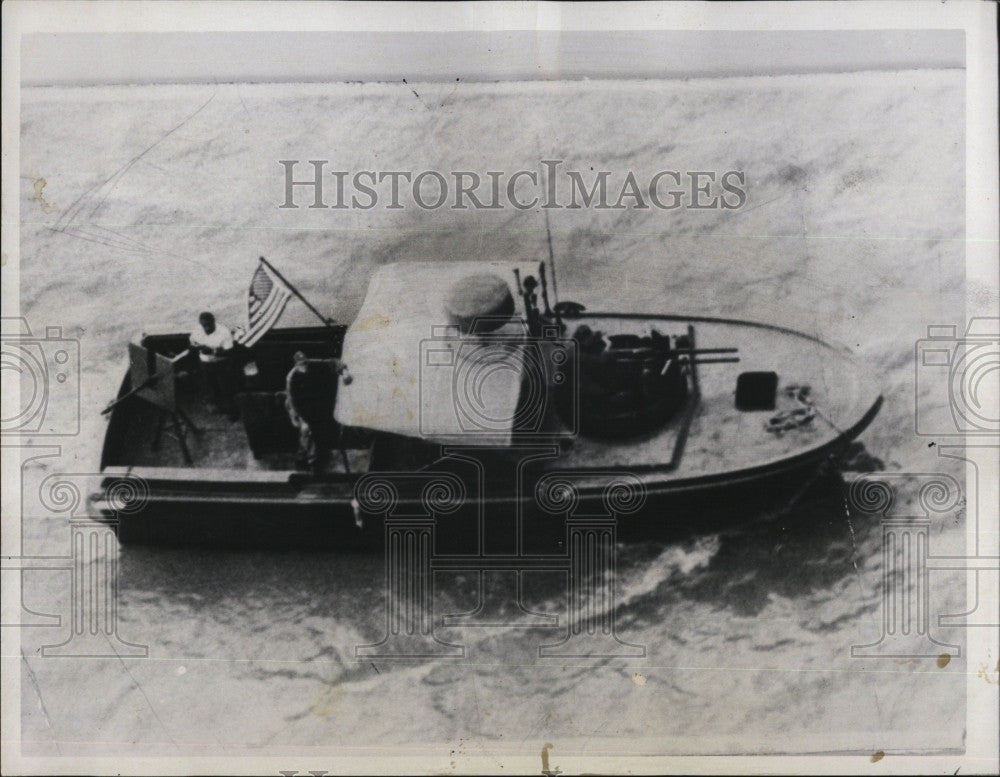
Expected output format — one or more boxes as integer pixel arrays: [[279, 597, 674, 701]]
[[334, 261, 541, 446]]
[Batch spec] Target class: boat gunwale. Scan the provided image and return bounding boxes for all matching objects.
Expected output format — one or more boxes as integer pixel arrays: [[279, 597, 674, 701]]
[[95, 394, 881, 508], [97, 316, 883, 504]]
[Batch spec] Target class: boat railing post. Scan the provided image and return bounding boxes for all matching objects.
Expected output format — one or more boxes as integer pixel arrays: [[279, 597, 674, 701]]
[[664, 325, 702, 471], [686, 324, 700, 396], [337, 426, 350, 474]]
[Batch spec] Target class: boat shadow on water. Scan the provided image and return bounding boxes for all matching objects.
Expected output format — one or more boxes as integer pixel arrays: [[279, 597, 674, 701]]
[[614, 467, 885, 626], [114, 465, 882, 681]]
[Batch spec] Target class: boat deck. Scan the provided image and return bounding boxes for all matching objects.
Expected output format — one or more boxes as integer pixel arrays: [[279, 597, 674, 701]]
[[540, 315, 879, 486], [115, 385, 372, 474], [102, 326, 373, 477], [103, 317, 880, 488]]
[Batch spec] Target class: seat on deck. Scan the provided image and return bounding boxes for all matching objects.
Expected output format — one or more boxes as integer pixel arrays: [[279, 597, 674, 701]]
[[236, 391, 298, 459]]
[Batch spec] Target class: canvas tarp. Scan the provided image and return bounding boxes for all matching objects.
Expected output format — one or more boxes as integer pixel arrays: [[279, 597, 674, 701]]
[[334, 262, 545, 446]]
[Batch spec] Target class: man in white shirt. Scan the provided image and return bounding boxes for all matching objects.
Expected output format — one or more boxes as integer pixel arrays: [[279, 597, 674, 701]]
[[190, 311, 238, 418]]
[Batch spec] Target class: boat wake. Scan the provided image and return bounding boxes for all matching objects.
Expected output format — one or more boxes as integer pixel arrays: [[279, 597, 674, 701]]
[[614, 535, 722, 610]]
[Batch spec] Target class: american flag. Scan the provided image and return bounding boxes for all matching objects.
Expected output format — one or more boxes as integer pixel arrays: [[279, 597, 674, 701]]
[[237, 259, 292, 347]]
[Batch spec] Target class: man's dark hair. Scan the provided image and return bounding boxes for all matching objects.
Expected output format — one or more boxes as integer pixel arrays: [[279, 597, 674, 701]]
[[199, 312, 215, 325]]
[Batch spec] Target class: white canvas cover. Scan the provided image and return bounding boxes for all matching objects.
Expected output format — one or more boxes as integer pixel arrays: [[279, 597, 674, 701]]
[[334, 262, 546, 446]]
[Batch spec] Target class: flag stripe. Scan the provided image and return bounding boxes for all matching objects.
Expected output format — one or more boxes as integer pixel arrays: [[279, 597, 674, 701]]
[[242, 302, 288, 346], [252, 284, 285, 325], [236, 260, 293, 347], [248, 287, 288, 330], [242, 294, 289, 346]]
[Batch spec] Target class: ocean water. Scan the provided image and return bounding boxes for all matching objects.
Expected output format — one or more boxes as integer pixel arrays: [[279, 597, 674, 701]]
[[14, 70, 970, 758]]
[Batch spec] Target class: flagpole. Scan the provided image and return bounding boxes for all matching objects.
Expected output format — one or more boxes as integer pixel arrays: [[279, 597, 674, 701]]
[[258, 256, 334, 329]]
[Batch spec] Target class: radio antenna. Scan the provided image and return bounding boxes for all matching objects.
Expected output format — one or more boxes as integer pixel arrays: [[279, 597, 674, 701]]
[[543, 208, 560, 312], [538, 262, 553, 317]]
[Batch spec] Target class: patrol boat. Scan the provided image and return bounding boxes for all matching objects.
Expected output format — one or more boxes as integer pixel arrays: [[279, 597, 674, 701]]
[[92, 260, 883, 548]]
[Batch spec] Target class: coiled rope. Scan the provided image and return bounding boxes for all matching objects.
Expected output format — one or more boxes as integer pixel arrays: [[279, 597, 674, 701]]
[[765, 384, 816, 433]]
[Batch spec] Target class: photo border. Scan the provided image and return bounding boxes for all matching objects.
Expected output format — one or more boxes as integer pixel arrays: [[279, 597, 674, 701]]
[[2, 2, 996, 774]]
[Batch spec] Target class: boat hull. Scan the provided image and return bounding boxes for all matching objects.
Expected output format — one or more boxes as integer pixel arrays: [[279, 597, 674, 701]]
[[91, 315, 883, 550], [92, 415, 874, 551]]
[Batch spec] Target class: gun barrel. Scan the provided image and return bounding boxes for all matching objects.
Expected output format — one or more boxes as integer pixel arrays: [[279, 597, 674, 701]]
[[605, 346, 739, 357], [675, 347, 739, 355]]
